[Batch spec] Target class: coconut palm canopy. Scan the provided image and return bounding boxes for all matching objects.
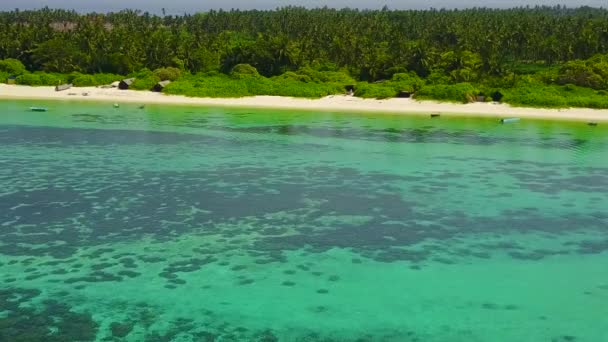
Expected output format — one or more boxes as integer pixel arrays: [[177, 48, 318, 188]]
[[0, 0, 605, 13]]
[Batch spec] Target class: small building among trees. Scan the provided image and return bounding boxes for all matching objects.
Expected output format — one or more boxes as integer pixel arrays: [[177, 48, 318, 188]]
[[397, 91, 412, 98], [491, 91, 504, 102], [152, 80, 171, 92], [118, 78, 135, 90]]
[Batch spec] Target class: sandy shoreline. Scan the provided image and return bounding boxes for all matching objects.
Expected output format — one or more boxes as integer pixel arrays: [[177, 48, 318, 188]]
[[1, 84, 607, 122]]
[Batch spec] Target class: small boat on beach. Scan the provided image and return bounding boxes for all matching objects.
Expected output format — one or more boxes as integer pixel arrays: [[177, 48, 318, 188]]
[[29, 107, 48, 112], [55, 84, 72, 92]]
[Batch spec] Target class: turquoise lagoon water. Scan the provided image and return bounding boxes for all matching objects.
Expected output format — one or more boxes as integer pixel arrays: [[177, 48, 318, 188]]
[[0, 100, 607, 341]]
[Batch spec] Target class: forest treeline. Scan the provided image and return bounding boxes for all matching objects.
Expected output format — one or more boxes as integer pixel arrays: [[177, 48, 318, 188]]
[[1, 6, 608, 107]]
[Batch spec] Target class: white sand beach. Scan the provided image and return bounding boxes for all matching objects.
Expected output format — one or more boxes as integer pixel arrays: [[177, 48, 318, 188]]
[[1, 84, 607, 122]]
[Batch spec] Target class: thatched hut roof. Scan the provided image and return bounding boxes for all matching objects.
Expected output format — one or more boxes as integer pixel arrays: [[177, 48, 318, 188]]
[[118, 78, 135, 90], [152, 80, 171, 92]]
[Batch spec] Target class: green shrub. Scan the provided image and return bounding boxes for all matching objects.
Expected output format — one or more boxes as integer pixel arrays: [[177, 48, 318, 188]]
[[352, 72, 424, 99], [415, 83, 478, 103], [91, 73, 122, 85], [497, 84, 608, 108], [70, 73, 122, 87], [154, 67, 182, 81], [71, 74, 97, 87], [0, 71, 9, 83], [16, 73, 65, 86], [127, 69, 158, 90], [296, 67, 355, 84], [274, 71, 313, 83], [271, 78, 343, 97], [163, 71, 344, 98], [38, 73, 65, 85], [128, 69, 155, 79], [385, 66, 409, 77], [426, 71, 452, 85], [481, 73, 519, 88], [15, 73, 42, 85], [557, 60, 606, 90], [230, 64, 260, 79], [0, 58, 27, 75], [508, 62, 556, 75], [107, 74, 123, 85], [535, 67, 560, 84], [503, 90, 567, 108], [131, 75, 161, 90], [354, 83, 398, 99], [164, 74, 251, 97], [391, 72, 424, 92]]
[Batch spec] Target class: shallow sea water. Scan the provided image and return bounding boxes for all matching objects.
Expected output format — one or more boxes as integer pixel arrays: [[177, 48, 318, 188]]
[[0, 100, 607, 342]]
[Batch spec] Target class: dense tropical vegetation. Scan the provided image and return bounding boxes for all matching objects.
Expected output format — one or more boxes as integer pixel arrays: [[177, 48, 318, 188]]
[[1, 6, 608, 107]]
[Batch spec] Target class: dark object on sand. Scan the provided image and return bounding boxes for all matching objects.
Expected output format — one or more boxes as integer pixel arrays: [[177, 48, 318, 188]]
[[118, 78, 135, 90], [491, 91, 504, 102], [152, 80, 171, 92], [397, 91, 411, 98]]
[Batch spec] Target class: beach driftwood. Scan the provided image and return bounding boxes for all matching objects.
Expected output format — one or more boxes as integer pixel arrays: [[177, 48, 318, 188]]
[[152, 80, 171, 92], [119, 78, 135, 90], [55, 84, 72, 92]]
